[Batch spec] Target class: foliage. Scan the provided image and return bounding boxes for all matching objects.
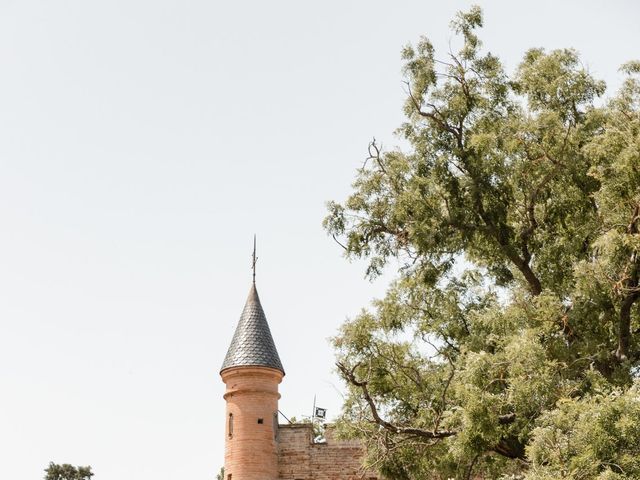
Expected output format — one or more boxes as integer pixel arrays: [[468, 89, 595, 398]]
[[324, 6, 640, 479], [44, 463, 93, 480], [288, 415, 326, 440], [216, 466, 225, 480], [526, 384, 640, 479]]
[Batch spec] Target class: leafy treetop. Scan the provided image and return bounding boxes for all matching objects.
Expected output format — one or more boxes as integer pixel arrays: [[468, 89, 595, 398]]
[[44, 463, 93, 480], [325, 6, 640, 479]]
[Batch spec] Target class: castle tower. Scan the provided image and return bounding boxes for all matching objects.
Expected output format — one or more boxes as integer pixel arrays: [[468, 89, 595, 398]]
[[220, 282, 284, 480]]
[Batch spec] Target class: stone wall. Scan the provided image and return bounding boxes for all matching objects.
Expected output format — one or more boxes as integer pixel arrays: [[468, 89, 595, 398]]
[[277, 424, 379, 480]]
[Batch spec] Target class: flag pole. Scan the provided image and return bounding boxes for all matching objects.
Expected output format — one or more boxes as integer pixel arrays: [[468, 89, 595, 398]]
[[311, 394, 316, 439]]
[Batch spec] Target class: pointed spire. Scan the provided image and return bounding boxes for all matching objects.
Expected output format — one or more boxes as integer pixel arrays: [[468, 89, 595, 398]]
[[220, 283, 284, 374]]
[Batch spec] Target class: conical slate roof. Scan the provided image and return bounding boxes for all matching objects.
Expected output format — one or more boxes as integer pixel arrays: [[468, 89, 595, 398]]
[[220, 283, 284, 374]]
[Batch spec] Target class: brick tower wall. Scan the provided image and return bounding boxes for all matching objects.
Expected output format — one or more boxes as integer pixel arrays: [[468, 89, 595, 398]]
[[277, 424, 379, 480], [222, 366, 284, 480]]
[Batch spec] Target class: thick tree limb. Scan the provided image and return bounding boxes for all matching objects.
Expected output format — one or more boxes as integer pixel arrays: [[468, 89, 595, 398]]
[[493, 436, 526, 459], [615, 204, 640, 361], [498, 413, 517, 425], [336, 362, 457, 440], [465, 453, 481, 480], [475, 189, 543, 296]]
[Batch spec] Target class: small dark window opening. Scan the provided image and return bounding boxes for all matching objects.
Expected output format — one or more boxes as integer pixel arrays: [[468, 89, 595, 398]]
[[227, 475, 232, 480], [228, 414, 234, 438], [257, 418, 264, 424]]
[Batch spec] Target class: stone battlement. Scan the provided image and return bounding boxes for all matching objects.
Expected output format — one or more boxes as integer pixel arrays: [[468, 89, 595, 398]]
[[278, 424, 378, 480]]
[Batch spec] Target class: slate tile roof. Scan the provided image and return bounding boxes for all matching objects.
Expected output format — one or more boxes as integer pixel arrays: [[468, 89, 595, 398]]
[[220, 283, 284, 374]]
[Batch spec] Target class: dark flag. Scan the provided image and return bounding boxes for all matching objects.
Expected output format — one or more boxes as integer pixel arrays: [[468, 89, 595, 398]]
[[314, 407, 327, 420]]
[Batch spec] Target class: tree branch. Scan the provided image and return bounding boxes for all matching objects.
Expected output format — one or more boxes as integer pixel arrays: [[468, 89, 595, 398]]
[[615, 203, 640, 361], [336, 362, 457, 440]]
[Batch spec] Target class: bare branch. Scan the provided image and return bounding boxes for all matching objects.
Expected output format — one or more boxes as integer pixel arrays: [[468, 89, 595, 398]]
[[332, 234, 348, 252]]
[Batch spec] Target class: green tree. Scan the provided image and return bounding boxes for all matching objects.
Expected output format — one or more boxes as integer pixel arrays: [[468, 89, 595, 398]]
[[526, 384, 640, 479], [216, 466, 225, 480], [324, 6, 640, 479], [44, 462, 93, 480]]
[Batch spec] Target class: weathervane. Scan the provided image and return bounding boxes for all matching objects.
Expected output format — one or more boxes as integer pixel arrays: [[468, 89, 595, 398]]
[[252, 234, 257, 284]]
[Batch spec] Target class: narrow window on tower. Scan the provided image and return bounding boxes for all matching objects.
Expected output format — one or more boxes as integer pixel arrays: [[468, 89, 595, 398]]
[[257, 418, 264, 424], [273, 412, 279, 440], [228, 413, 233, 438]]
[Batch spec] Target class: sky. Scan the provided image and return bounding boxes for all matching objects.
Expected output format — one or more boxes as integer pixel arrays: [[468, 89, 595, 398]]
[[0, 1, 638, 479]]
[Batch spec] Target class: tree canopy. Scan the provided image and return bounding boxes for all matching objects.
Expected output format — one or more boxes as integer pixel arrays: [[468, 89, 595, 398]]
[[324, 6, 640, 479], [44, 462, 94, 480]]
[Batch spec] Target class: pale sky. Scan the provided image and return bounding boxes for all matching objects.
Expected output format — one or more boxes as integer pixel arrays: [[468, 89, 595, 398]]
[[0, 1, 638, 479]]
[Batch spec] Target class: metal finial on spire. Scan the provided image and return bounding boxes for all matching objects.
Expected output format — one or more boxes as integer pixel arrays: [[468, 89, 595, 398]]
[[252, 234, 257, 284]]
